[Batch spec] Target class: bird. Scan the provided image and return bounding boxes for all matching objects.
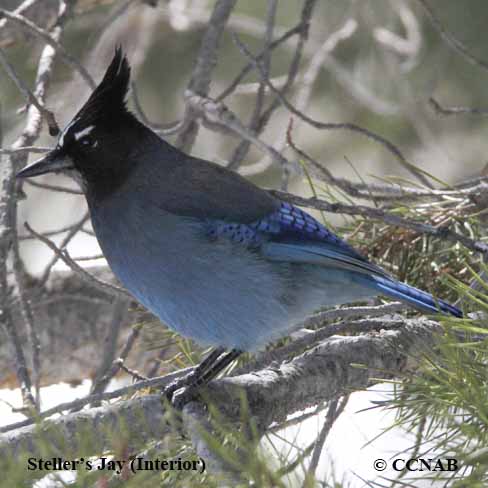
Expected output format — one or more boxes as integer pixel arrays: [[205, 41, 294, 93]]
[[17, 48, 462, 404]]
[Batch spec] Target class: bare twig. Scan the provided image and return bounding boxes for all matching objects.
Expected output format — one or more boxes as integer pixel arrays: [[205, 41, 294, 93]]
[[0, 47, 59, 135], [24, 179, 82, 195], [216, 23, 306, 102], [185, 0, 238, 97], [19, 219, 89, 240], [231, 75, 288, 95], [0, 146, 50, 155], [0, 0, 78, 414], [176, 0, 238, 151], [295, 18, 358, 117], [417, 0, 488, 73], [37, 211, 91, 286], [229, 0, 317, 189], [0, 7, 96, 89], [73, 253, 104, 261], [0, 367, 189, 434], [184, 91, 295, 172], [287, 119, 488, 202], [0, 304, 35, 411], [232, 33, 434, 188], [89, 297, 130, 403], [238, 11, 347, 177], [374, 3, 422, 71], [12, 264, 40, 413], [118, 361, 147, 382], [286, 119, 428, 202], [130, 81, 183, 135], [307, 396, 349, 481], [269, 190, 488, 255], [275, 435, 317, 478], [429, 97, 488, 117], [24, 222, 131, 299], [0, 0, 40, 32], [269, 402, 329, 434], [227, 0, 278, 170]]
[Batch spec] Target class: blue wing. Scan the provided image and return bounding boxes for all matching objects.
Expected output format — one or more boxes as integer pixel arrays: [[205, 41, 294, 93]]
[[207, 201, 388, 277], [206, 201, 462, 318]]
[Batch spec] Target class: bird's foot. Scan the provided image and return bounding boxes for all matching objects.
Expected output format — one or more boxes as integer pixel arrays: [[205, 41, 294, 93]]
[[170, 385, 199, 410], [162, 348, 241, 409], [163, 370, 199, 404]]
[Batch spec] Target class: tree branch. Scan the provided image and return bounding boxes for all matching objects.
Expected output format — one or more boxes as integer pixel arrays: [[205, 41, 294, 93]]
[[269, 190, 488, 255], [175, 0, 237, 151], [0, 317, 442, 462]]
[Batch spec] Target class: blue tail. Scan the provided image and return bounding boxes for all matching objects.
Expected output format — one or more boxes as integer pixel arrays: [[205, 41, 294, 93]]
[[371, 276, 462, 318]]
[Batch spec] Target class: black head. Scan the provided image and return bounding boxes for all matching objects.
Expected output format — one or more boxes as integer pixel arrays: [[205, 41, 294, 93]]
[[17, 47, 151, 197]]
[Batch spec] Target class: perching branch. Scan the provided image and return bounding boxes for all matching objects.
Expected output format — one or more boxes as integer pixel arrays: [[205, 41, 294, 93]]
[[0, 316, 442, 461]]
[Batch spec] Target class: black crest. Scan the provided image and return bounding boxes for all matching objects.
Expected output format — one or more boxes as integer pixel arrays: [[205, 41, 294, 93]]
[[74, 47, 131, 125]]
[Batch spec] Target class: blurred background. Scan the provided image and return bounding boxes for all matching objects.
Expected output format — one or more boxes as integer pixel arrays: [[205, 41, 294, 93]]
[[2, 0, 488, 486]]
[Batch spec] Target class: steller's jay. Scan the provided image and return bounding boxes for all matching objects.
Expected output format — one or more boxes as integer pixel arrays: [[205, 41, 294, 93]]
[[17, 48, 461, 403]]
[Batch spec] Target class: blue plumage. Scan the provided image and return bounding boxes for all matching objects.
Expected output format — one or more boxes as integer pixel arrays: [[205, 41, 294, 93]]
[[371, 277, 462, 317], [206, 200, 462, 325], [209, 202, 363, 256], [17, 48, 462, 356]]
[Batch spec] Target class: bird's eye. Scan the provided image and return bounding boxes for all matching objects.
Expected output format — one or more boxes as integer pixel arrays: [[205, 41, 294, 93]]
[[73, 125, 97, 148], [81, 137, 95, 147]]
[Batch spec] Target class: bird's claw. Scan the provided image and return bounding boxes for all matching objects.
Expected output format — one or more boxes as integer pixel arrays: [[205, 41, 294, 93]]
[[161, 349, 240, 409], [163, 373, 199, 408], [170, 386, 198, 410]]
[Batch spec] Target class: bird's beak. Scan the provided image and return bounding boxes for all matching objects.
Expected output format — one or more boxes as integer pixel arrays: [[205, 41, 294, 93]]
[[16, 149, 74, 179]]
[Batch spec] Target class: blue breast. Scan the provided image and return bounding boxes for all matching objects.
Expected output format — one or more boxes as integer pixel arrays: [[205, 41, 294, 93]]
[[89, 195, 377, 351]]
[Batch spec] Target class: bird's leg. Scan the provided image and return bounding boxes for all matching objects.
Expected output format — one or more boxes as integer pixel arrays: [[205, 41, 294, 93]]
[[163, 347, 226, 400], [166, 349, 242, 408], [194, 349, 241, 387]]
